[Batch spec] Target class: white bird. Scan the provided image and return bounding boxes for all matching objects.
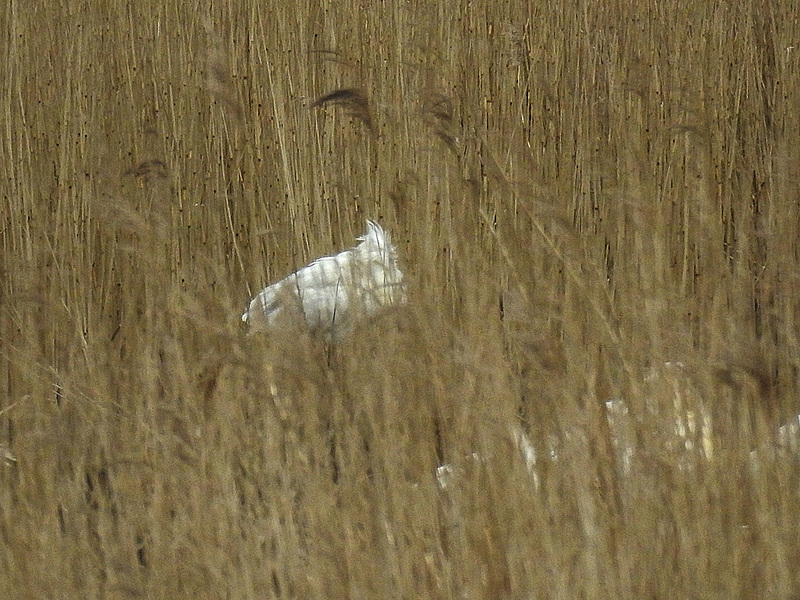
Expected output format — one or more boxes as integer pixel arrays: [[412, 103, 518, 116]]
[[242, 220, 406, 340]]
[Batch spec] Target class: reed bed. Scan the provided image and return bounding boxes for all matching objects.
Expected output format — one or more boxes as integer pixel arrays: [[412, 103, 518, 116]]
[[1, 0, 799, 597]]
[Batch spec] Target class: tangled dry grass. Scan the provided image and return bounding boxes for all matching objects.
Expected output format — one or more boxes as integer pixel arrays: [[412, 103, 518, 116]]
[[2, 0, 800, 598]]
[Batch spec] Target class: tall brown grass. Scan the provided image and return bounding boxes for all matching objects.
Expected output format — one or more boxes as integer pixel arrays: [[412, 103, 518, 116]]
[[1, 0, 799, 597]]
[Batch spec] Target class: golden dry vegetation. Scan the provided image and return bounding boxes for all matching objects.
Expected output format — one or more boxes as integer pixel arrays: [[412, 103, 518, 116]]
[[2, 0, 800, 598]]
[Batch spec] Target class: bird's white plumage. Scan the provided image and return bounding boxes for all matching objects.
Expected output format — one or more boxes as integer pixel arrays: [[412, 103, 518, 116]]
[[242, 220, 406, 340]]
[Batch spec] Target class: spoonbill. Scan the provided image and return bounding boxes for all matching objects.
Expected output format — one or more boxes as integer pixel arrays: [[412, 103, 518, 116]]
[[242, 220, 406, 340]]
